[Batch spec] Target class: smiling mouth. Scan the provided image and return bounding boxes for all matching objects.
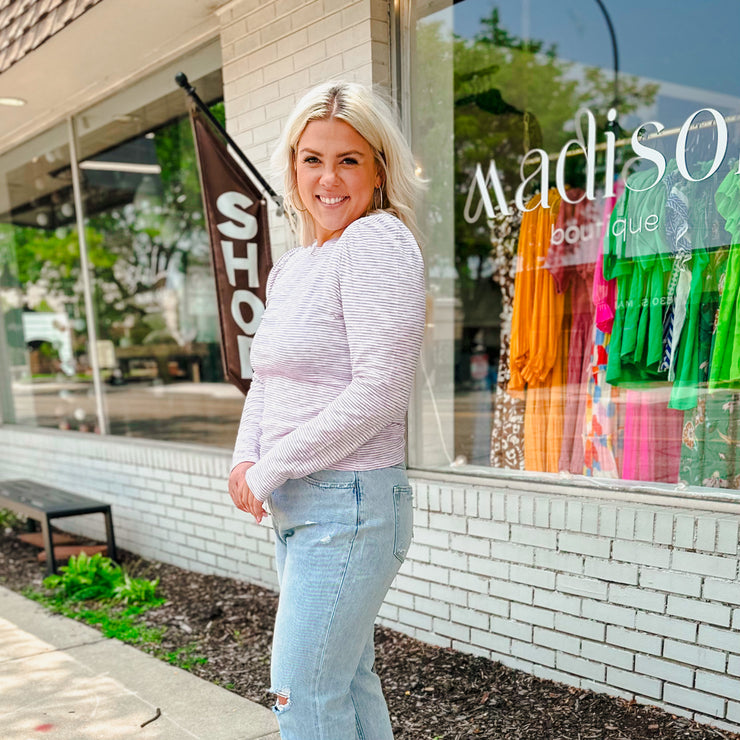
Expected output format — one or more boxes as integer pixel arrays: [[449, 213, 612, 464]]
[[317, 195, 348, 205]]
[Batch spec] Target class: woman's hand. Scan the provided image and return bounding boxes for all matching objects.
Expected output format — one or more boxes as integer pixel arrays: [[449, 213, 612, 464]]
[[228, 462, 267, 524]]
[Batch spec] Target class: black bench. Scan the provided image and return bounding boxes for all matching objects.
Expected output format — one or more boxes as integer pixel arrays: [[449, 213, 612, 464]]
[[0, 479, 117, 575]]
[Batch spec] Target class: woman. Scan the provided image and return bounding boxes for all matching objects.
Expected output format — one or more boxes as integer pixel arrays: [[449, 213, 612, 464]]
[[228, 81, 426, 739]]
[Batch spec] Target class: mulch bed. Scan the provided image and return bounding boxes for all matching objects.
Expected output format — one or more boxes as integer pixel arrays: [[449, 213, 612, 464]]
[[1, 525, 738, 740]]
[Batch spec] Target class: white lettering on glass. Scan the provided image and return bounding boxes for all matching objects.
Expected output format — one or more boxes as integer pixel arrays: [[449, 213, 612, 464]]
[[463, 161, 510, 222], [516, 148, 550, 211], [676, 108, 727, 182]]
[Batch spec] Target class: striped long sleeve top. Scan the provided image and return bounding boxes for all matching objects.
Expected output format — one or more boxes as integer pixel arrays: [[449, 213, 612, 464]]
[[231, 212, 426, 502]]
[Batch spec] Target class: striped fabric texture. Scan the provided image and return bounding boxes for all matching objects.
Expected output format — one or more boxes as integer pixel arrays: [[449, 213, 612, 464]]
[[232, 212, 426, 502]]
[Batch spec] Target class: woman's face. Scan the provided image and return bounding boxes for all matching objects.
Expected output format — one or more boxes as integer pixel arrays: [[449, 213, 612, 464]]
[[295, 118, 381, 245]]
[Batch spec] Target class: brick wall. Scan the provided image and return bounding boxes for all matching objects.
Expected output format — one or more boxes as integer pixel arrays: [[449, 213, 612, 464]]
[[1, 426, 739, 733]]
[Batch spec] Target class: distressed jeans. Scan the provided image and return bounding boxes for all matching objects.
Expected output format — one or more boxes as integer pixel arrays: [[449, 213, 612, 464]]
[[268, 464, 413, 740]]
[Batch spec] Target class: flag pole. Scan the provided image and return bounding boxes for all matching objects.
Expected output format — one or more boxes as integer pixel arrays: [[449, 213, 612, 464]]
[[175, 72, 283, 215]]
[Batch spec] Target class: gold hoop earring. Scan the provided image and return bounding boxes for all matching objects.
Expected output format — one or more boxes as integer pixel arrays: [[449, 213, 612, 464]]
[[374, 187, 384, 211]]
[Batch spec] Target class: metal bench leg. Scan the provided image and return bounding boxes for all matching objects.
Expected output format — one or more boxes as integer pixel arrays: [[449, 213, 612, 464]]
[[41, 516, 56, 576], [104, 508, 118, 564]]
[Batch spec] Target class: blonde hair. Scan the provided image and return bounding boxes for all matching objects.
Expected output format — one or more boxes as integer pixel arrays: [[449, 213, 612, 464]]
[[272, 81, 422, 247]]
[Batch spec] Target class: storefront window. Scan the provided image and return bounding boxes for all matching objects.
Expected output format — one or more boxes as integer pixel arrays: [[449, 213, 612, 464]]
[[409, 0, 740, 490], [0, 125, 97, 431], [0, 42, 245, 448]]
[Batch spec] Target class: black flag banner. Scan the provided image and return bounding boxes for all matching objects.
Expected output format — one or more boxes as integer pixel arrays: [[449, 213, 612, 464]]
[[188, 103, 273, 395]]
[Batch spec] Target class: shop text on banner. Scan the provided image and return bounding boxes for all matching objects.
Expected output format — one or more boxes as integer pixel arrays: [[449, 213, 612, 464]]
[[188, 104, 272, 395]]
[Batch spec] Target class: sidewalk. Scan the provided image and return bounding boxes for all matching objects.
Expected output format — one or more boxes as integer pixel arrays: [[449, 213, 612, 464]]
[[0, 586, 280, 739]]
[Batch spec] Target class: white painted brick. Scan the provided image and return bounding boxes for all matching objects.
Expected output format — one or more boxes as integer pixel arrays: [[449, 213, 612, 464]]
[[450, 605, 489, 630], [672, 550, 736, 579], [667, 595, 731, 627], [409, 627, 449, 648], [534, 627, 579, 655], [407, 543, 430, 563], [581, 640, 633, 670], [639, 567, 701, 597], [428, 512, 466, 533], [478, 491, 492, 520], [606, 626, 661, 656], [464, 490, 478, 518], [557, 653, 605, 682], [664, 639, 727, 673], [534, 498, 549, 528], [398, 607, 433, 632], [612, 540, 670, 568], [663, 684, 724, 717], [505, 493, 520, 523], [566, 501, 582, 531], [598, 506, 618, 538], [695, 516, 717, 552], [448, 641, 487, 661], [607, 666, 662, 698], [431, 547, 468, 572], [533, 547, 583, 574], [491, 542, 535, 565], [616, 508, 635, 540], [581, 503, 599, 535], [695, 670, 740, 700], [395, 574, 430, 597], [469, 592, 509, 617], [731, 655, 740, 676], [717, 519, 739, 555], [557, 574, 608, 600], [409, 526, 448, 549], [609, 584, 665, 613], [674, 514, 695, 549], [491, 492, 506, 520], [510, 603, 555, 629], [510, 524, 556, 549], [434, 617, 469, 642], [584, 558, 638, 585], [694, 715, 740, 735], [638, 612, 697, 642], [728, 700, 740, 723], [533, 665, 580, 685], [439, 487, 452, 514], [450, 533, 490, 557], [452, 488, 465, 515], [556, 614, 605, 642], [654, 512, 674, 545], [512, 639, 556, 667], [533, 588, 582, 616], [411, 562, 449, 584], [634, 510, 655, 541], [467, 518, 509, 540], [510, 564, 556, 590], [704, 578, 740, 606], [519, 496, 534, 525], [490, 615, 532, 642], [468, 555, 508, 579], [636, 655, 693, 686], [558, 532, 610, 558], [385, 589, 414, 610], [427, 486, 440, 512], [582, 599, 636, 628], [431, 583, 468, 607], [489, 578, 532, 604], [735, 609, 740, 630], [549, 499, 566, 529], [451, 571, 488, 594], [470, 628, 510, 654]]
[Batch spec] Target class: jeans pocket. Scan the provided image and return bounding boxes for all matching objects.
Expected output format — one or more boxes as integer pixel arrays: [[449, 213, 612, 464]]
[[393, 485, 413, 563]]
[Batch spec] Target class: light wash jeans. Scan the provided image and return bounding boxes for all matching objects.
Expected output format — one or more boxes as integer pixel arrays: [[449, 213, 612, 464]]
[[267, 464, 413, 740]]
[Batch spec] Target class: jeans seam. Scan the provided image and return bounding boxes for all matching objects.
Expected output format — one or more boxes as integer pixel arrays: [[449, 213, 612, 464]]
[[313, 475, 361, 738]]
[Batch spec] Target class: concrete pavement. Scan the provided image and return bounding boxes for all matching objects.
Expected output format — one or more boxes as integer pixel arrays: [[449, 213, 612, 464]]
[[0, 586, 280, 739]]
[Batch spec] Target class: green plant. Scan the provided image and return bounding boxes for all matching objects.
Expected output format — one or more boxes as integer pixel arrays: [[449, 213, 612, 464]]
[[43, 552, 123, 602], [162, 642, 208, 671], [0, 508, 24, 529]]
